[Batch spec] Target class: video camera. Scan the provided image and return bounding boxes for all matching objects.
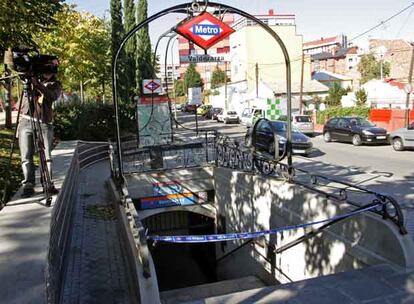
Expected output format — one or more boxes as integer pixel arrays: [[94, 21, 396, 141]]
[[11, 47, 58, 78]]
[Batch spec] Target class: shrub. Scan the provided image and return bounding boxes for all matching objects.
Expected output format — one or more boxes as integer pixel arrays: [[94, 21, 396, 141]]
[[316, 106, 370, 124], [54, 101, 136, 141]]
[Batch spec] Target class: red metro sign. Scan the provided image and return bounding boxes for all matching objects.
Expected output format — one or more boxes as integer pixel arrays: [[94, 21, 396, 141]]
[[175, 12, 235, 50]]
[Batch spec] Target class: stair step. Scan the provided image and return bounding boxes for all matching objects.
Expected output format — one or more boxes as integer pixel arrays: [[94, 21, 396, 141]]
[[181, 264, 404, 304], [160, 276, 266, 304]]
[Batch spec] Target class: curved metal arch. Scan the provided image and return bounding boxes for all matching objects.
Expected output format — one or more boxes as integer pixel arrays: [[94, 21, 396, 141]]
[[137, 205, 216, 222], [112, 2, 292, 181]]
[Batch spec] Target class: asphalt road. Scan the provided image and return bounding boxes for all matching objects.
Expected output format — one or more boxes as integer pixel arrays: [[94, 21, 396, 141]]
[[176, 112, 414, 206]]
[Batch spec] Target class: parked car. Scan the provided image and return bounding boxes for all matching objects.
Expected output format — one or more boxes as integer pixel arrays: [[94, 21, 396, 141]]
[[217, 110, 240, 124], [197, 105, 212, 116], [183, 103, 197, 113], [245, 118, 313, 156], [279, 114, 314, 136], [206, 107, 223, 120], [174, 103, 183, 111], [323, 117, 388, 146], [389, 121, 414, 151]]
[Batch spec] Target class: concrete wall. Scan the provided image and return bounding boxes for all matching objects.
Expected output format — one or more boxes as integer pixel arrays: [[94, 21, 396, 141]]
[[214, 168, 414, 284], [230, 25, 311, 90], [126, 167, 214, 199]]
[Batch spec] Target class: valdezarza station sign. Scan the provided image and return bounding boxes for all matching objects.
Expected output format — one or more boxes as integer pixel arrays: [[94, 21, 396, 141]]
[[175, 11, 235, 50], [180, 54, 229, 63]]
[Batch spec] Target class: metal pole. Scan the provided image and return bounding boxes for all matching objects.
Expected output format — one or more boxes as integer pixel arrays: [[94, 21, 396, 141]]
[[405, 45, 414, 128], [299, 51, 305, 114], [225, 61, 228, 109], [380, 59, 383, 80], [255, 62, 259, 98]]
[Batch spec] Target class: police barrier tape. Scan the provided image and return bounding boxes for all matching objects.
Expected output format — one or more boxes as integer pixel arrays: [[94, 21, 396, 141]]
[[147, 203, 381, 243]]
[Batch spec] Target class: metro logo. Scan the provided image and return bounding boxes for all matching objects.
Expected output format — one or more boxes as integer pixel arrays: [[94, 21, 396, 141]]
[[175, 12, 235, 50], [192, 24, 220, 36]]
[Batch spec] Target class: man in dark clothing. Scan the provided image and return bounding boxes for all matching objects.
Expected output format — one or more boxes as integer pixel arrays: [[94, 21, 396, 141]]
[[18, 60, 61, 197]]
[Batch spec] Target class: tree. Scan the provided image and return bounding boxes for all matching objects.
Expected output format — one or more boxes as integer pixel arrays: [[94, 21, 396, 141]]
[[0, 0, 64, 128], [174, 80, 186, 97], [210, 66, 228, 89], [123, 0, 136, 95], [184, 63, 203, 91], [35, 5, 111, 102], [358, 53, 391, 84], [325, 83, 348, 107], [355, 88, 368, 106], [110, 0, 128, 102], [135, 0, 154, 95], [0, 0, 64, 51]]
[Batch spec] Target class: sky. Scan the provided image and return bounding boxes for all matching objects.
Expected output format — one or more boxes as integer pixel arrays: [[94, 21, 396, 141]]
[[68, 0, 414, 63]]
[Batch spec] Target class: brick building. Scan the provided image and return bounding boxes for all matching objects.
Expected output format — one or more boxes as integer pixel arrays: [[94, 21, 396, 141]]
[[311, 46, 361, 89], [369, 39, 413, 83]]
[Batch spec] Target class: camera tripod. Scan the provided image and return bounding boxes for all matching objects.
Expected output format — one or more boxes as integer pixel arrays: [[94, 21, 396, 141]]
[[22, 78, 54, 206], [1, 77, 54, 208]]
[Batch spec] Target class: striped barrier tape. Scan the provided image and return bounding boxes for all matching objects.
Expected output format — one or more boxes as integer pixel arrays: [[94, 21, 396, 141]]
[[147, 203, 380, 243]]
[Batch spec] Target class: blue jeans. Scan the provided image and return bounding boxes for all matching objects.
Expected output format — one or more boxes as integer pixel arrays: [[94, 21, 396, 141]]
[[18, 118, 54, 190]]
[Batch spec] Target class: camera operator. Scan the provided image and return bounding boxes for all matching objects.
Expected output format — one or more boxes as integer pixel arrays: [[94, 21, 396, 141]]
[[18, 58, 61, 198]]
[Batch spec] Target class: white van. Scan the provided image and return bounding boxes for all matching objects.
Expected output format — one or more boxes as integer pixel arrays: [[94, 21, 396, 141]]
[[240, 107, 265, 127], [279, 114, 314, 136]]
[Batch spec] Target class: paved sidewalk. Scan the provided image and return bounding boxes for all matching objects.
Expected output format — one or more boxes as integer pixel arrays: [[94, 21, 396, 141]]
[[0, 141, 77, 304], [62, 161, 131, 303]]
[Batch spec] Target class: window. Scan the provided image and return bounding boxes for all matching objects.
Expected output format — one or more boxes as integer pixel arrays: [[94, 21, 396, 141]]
[[338, 119, 349, 128], [258, 120, 271, 132], [295, 116, 312, 123], [328, 118, 339, 126], [270, 121, 287, 132]]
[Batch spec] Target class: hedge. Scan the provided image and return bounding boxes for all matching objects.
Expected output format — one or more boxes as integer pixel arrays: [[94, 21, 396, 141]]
[[316, 106, 370, 124], [54, 101, 136, 141]]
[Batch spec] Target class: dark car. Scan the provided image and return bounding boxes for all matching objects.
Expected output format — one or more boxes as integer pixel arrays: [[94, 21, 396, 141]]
[[323, 117, 388, 146], [245, 118, 313, 156], [206, 107, 223, 120], [183, 103, 197, 113]]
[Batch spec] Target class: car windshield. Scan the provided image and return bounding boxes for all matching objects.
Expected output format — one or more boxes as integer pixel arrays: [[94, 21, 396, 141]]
[[227, 111, 237, 115], [269, 121, 301, 133], [349, 118, 375, 127], [295, 116, 311, 123]]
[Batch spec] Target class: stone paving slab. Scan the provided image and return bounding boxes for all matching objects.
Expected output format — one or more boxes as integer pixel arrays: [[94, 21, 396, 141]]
[[0, 141, 77, 304], [61, 161, 131, 304]]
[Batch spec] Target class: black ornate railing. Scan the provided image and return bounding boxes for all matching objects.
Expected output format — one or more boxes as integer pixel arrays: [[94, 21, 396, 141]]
[[109, 132, 407, 236], [116, 130, 217, 174], [292, 168, 407, 235], [214, 136, 407, 235]]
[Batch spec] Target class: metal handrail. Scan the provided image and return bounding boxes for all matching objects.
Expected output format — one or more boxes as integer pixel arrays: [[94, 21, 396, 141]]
[[216, 239, 253, 264]]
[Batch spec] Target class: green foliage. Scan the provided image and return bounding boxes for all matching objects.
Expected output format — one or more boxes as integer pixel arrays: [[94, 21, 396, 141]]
[[35, 5, 111, 100], [0, 127, 23, 203], [0, 0, 64, 50], [135, 0, 154, 96], [111, 0, 129, 102], [358, 54, 391, 84], [174, 80, 186, 97], [123, 0, 136, 96], [316, 106, 370, 124], [210, 66, 227, 89], [355, 88, 368, 106], [325, 83, 348, 107], [54, 101, 136, 141], [184, 63, 203, 91]]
